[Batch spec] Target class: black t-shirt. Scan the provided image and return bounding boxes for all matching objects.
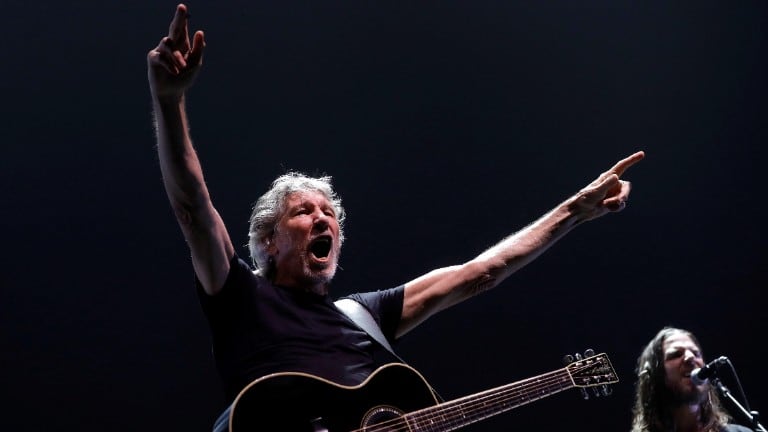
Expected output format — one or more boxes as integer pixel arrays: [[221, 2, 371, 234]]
[[197, 254, 405, 402]]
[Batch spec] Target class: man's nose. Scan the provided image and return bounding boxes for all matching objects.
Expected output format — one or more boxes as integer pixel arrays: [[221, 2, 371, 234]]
[[313, 212, 330, 229], [683, 350, 696, 362]]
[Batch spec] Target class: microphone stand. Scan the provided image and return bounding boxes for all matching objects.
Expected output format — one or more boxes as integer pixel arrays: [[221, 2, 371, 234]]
[[713, 378, 767, 432]]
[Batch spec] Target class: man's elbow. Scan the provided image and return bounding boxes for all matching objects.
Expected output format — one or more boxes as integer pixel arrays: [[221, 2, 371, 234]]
[[171, 195, 211, 229]]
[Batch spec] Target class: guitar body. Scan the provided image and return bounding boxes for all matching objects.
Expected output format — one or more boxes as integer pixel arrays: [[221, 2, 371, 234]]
[[230, 363, 440, 432]]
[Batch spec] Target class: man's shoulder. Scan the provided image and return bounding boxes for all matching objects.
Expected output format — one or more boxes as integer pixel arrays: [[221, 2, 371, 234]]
[[722, 423, 753, 432]]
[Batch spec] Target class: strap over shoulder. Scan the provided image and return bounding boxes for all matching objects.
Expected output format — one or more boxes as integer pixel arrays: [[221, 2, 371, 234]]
[[334, 298, 398, 356], [334, 298, 443, 402]]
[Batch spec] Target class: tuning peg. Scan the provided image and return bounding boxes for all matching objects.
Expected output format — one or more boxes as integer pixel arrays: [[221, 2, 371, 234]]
[[562, 354, 575, 365], [571, 353, 590, 400], [592, 387, 602, 398], [601, 385, 612, 396], [584, 348, 595, 358]]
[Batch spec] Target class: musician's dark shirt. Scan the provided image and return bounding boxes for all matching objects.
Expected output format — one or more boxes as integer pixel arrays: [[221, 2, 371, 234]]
[[197, 254, 404, 402]]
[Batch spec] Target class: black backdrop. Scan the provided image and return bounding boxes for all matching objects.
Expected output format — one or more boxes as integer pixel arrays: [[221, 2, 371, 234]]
[[2, 1, 766, 431]]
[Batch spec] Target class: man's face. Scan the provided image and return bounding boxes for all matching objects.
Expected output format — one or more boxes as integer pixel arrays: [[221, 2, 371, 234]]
[[268, 190, 341, 292], [662, 332, 708, 405]]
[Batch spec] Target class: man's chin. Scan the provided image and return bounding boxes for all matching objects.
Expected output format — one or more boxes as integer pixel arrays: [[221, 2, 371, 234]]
[[674, 387, 706, 405], [306, 264, 337, 283]]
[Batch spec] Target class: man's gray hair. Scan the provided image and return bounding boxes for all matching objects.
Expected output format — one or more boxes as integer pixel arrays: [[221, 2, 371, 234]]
[[248, 172, 346, 273]]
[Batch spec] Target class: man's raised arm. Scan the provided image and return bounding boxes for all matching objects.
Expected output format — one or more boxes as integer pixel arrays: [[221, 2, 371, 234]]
[[148, 4, 234, 295]]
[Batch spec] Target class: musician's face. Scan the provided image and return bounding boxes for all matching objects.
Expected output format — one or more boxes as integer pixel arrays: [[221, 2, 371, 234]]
[[662, 332, 707, 404], [268, 190, 341, 293]]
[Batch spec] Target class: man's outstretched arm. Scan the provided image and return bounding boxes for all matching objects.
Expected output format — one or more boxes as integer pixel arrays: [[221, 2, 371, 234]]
[[397, 151, 645, 337], [148, 4, 233, 295]]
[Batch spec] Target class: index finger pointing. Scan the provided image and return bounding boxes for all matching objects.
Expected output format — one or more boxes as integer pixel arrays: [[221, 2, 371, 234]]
[[168, 4, 189, 41], [609, 150, 645, 177]]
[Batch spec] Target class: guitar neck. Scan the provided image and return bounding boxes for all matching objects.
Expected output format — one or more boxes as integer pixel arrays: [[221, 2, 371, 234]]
[[403, 368, 572, 432]]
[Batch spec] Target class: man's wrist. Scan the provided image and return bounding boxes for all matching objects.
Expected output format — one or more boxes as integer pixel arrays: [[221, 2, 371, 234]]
[[561, 194, 597, 226], [152, 91, 185, 106]]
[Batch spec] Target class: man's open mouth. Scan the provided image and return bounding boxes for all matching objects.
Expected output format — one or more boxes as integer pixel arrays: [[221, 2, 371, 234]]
[[309, 235, 332, 259]]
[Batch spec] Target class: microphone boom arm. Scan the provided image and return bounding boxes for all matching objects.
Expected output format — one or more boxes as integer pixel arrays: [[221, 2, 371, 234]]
[[713, 378, 767, 432]]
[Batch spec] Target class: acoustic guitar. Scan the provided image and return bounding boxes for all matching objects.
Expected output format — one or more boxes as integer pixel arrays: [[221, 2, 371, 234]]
[[229, 351, 618, 431]]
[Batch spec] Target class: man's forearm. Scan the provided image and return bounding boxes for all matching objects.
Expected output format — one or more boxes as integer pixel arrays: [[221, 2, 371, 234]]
[[474, 198, 584, 284], [153, 96, 211, 214]]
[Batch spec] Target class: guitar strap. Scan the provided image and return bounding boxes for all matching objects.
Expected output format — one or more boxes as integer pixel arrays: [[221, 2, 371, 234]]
[[334, 298, 445, 403], [334, 298, 405, 363]]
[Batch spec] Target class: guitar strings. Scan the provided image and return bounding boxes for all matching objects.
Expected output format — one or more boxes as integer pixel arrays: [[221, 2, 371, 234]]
[[356, 370, 568, 432], [406, 361, 610, 432], [409, 370, 569, 431], [349, 361, 609, 432]]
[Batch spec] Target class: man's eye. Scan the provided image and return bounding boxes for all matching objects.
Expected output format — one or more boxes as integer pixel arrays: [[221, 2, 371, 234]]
[[666, 351, 682, 360]]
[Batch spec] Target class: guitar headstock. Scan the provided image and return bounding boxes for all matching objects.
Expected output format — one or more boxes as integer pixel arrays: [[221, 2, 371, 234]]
[[563, 350, 619, 399]]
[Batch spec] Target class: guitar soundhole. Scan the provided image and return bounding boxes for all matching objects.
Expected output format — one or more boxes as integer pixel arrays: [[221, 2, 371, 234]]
[[361, 405, 407, 431]]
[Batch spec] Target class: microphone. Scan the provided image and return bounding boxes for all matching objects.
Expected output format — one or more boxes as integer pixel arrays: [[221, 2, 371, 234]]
[[691, 356, 728, 385]]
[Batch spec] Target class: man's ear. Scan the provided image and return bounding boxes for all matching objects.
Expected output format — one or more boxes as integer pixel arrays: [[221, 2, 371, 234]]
[[639, 361, 652, 377], [265, 235, 277, 255]]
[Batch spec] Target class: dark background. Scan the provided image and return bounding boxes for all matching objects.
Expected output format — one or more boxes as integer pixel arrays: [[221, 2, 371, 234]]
[[3, 1, 765, 431]]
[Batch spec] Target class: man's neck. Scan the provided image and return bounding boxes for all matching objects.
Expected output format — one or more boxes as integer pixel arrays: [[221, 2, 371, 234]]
[[272, 274, 329, 296], [671, 403, 703, 432]]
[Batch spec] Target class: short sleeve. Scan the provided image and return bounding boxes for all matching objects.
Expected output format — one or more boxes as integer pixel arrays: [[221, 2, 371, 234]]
[[343, 286, 404, 343]]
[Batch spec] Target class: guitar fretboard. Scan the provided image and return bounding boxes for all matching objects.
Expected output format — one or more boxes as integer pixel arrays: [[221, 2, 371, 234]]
[[401, 369, 571, 432]]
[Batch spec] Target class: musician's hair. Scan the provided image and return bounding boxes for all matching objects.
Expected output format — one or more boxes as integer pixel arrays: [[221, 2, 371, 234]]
[[630, 326, 731, 432], [247, 172, 346, 276]]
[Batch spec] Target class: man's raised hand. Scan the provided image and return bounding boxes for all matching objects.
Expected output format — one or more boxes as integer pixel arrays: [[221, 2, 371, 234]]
[[572, 151, 645, 221], [147, 4, 205, 100]]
